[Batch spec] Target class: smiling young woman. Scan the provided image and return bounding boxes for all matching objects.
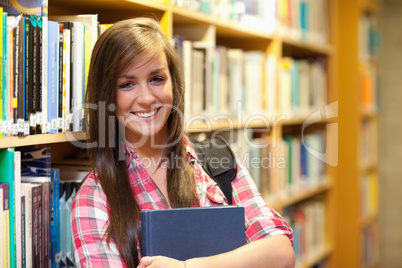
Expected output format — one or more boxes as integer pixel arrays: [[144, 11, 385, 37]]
[[72, 17, 295, 268]]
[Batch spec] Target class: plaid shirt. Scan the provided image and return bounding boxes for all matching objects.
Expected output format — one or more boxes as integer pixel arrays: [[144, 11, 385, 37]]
[[71, 136, 293, 267]]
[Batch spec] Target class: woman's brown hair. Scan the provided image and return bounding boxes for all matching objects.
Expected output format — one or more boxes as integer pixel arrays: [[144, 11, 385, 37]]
[[85, 17, 198, 267]]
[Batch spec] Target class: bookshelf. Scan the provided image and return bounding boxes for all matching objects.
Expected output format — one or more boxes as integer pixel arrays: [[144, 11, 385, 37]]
[[0, 0, 350, 267], [336, 0, 380, 267]]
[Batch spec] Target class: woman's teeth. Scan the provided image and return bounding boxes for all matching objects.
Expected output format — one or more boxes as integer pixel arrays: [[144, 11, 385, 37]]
[[134, 109, 158, 118]]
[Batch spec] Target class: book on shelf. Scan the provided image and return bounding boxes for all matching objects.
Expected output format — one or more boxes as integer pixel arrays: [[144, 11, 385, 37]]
[[21, 182, 33, 268], [0, 148, 16, 268], [282, 199, 326, 265], [278, 0, 329, 45], [14, 150, 23, 268], [244, 50, 264, 117], [47, 20, 59, 134], [227, 48, 244, 118], [279, 57, 328, 118], [0, 186, 3, 263], [141, 206, 245, 261], [274, 133, 326, 200], [0, 182, 10, 268], [50, 168, 61, 268]]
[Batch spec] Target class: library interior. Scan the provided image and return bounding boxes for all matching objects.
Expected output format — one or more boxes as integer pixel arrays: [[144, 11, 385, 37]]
[[0, 0, 401, 267]]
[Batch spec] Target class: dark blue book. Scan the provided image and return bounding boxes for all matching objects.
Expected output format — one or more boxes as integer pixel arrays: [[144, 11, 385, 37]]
[[141, 206, 245, 261]]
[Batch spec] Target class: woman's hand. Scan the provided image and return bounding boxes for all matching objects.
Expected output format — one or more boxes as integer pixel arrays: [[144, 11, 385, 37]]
[[137, 256, 185, 268]]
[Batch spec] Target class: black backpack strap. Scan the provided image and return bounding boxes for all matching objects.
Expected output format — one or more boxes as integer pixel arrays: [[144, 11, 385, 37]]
[[191, 136, 238, 205]]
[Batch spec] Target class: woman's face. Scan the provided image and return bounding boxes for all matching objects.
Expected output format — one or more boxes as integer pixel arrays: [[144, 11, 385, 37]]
[[115, 51, 173, 145]]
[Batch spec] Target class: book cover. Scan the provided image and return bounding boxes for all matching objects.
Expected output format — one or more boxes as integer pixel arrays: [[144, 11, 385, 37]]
[[18, 146, 51, 177], [0, 183, 10, 268], [0, 148, 16, 268], [141, 206, 245, 261]]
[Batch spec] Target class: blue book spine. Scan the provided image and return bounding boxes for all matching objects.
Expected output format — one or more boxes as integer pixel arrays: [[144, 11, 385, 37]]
[[291, 60, 300, 111], [50, 169, 60, 268], [47, 21, 59, 134], [300, 1, 308, 40]]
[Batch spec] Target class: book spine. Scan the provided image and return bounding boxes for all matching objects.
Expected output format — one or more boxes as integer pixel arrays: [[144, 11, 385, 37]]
[[14, 151, 22, 268], [59, 182, 66, 267], [37, 184, 43, 268], [32, 185, 39, 268], [21, 194, 26, 268], [47, 21, 59, 134], [50, 169, 60, 268], [42, 182, 49, 268], [23, 183, 33, 268], [0, 10, 3, 138], [25, 15, 35, 136], [57, 24, 63, 133], [64, 182, 73, 266], [35, 15, 43, 134], [41, 15, 48, 134], [0, 183, 10, 268], [16, 16, 25, 136]]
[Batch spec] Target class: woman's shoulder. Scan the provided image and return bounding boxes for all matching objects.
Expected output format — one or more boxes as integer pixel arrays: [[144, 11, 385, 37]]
[[74, 169, 107, 206]]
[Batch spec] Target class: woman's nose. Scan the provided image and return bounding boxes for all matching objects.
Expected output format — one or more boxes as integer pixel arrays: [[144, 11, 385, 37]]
[[137, 84, 156, 105]]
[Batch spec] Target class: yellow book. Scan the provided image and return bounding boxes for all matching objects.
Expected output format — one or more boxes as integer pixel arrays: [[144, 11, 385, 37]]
[[0, 183, 10, 268]]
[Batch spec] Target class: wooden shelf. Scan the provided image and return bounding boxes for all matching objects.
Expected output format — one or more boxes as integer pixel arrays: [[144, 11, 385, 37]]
[[282, 36, 334, 57], [50, 0, 167, 11], [296, 243, 334, 268], [270, 180, 333, 211], [172, 6, 274, 40], [0, 132, 87, 149]]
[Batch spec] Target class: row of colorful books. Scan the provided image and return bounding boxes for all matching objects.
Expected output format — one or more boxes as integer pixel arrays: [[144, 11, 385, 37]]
[[0, 147, 85, 268], [279, 57, 328, 118], [172, 35, 328, 122], [205, 129, 327, 204], [0, 8, 99, 137], [172, 0, 329, 45], [282, 199, 326, 266]]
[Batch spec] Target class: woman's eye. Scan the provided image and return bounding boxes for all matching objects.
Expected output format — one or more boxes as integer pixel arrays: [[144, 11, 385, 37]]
[[151, 76, 165, 84], [119, 82, 134, 89]]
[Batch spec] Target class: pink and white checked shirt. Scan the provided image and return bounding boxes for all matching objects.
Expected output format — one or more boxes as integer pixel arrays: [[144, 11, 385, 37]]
[[71, 137, 293, 267]]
